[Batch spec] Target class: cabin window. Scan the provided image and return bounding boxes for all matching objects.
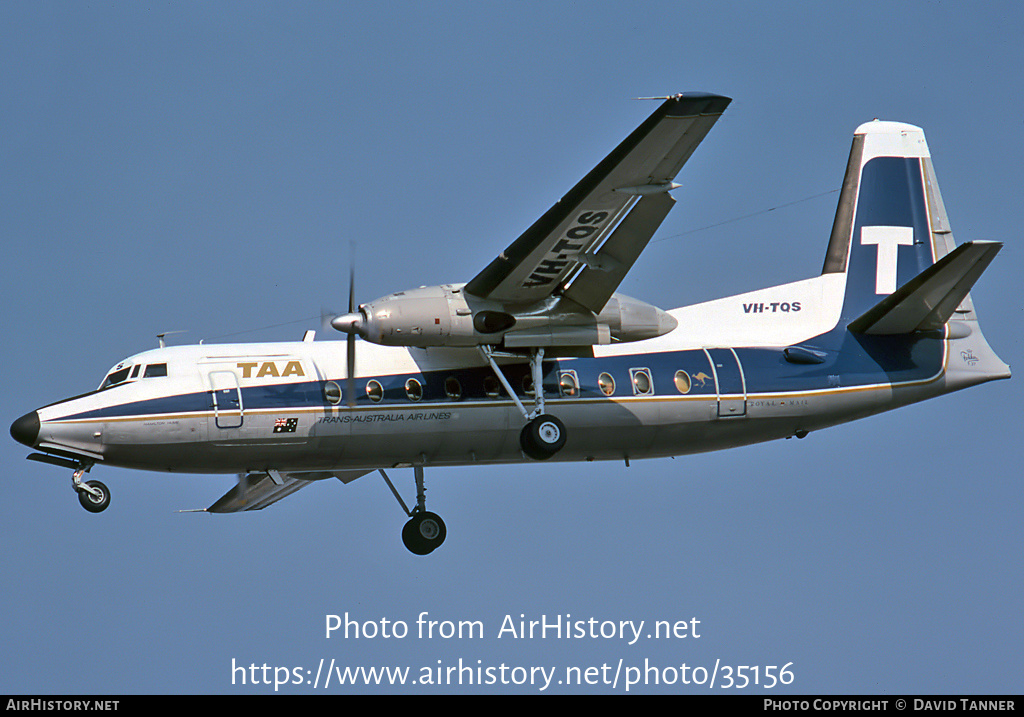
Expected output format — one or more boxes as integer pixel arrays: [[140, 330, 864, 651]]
[[444, 376, 462, 400], [405, 378, 423, 402], [144, 363, 168, 378], [674, 370, 691, 394], [521, 375, 535, 396], [598, 372, 615, 396], [483, 375, 501, 398], [630, 368, 653, 396], [559, 370, 579, 397], [323, 381, 342, 405], [366, 380, 384, 403]]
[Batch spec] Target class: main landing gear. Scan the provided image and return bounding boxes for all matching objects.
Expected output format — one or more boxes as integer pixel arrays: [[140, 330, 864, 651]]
[[379, 465, 447, 555], [519, 414, 566, 460], [480, 345, 567, 461]]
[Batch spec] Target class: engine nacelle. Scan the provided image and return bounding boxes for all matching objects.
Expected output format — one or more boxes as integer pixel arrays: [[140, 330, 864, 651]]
[[355, 284, 486, 347], [341, 283, 677, 349], [596, 294, 679, 343]]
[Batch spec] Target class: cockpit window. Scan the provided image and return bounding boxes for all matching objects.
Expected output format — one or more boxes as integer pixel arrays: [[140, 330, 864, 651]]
[[144, 363, 168, 378], [100, 367, 132, 390]]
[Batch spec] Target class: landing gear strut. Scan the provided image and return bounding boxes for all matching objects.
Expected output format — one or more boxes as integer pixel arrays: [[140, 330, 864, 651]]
[[480, 345, 568, 461], [380, 465, 446, 555]]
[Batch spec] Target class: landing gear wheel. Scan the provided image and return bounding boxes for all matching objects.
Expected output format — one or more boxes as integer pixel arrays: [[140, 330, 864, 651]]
[[402, 511, 447, 555], [520, 414, 567, 460], [77, 480, 110, 513]]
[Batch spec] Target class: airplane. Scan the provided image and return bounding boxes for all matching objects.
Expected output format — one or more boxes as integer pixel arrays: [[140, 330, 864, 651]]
[[10, 93, 1010, 555]]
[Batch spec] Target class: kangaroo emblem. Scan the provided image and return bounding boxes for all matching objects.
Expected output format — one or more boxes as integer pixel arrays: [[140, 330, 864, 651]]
[[692, 372, 713, 388]]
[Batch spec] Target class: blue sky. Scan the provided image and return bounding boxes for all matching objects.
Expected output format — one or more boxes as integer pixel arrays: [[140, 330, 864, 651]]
[[1, 1, 1021, 694]]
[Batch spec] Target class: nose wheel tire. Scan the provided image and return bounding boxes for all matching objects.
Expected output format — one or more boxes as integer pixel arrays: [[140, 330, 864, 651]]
[[520, 414, 567, 460], [402, 511, 447, 555], [77, 480, 110, 513]]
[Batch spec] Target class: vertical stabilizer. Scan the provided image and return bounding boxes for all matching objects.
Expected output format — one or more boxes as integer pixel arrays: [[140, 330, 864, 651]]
[[822, 120, 1009, 389], [823, 121, 943, 322]]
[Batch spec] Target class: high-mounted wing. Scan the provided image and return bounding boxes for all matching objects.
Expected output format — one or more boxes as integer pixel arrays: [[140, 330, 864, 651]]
[[206, 469, 374, 513], [464, 93, 731, 308]]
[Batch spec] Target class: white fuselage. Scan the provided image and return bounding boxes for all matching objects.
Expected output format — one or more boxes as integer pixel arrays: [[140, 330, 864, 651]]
[[25, 271, 1008, 477]]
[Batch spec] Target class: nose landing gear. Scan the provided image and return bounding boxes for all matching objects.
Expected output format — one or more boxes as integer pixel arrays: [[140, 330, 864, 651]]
[[72, 464, 110, 513], [77, 479, 110, 513]]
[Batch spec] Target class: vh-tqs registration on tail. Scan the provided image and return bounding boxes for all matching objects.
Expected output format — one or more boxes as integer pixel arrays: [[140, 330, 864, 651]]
[[10, 93, 1009, 555]]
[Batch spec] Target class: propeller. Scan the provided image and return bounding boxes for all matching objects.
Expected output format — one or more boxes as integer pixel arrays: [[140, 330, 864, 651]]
[[320, 306, 340, 336], [329, 254, 364, 408]]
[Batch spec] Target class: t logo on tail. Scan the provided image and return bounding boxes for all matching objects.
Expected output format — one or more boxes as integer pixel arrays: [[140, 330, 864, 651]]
[[861, 225, 914, 294]]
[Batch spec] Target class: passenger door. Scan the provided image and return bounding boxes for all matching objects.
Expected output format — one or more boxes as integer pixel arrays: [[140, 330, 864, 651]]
[[208, 370, 244, 429]]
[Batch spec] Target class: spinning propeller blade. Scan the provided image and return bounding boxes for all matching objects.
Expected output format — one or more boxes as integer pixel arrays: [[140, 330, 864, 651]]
[[347, 259, 356, 408], [324, 245, 364, 408]]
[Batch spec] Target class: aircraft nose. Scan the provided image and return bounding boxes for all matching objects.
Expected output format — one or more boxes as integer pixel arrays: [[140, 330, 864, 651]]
[[10, 411, 40, 447]]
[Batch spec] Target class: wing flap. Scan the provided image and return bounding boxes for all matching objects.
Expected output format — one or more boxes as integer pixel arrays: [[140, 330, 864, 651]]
[[562, 192, 676, 313], [848, 241, 1002, 335], [465, 93, 730, 304], [206, 469, 374, 513]]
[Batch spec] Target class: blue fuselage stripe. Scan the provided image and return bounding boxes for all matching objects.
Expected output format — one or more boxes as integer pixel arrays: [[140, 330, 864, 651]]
[[54, 332, 944, 422]]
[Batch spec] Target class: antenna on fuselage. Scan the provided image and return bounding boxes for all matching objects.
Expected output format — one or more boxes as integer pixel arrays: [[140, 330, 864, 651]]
[[157, 331, 187, 349]]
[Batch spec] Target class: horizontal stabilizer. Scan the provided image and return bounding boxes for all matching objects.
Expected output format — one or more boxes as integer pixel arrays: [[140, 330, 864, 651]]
[[848, 241, 1001, 335]]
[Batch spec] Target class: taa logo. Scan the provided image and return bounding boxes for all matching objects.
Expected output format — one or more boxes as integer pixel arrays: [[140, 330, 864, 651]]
[[861, 226, 913, 295], [236, 361, 305, 379]]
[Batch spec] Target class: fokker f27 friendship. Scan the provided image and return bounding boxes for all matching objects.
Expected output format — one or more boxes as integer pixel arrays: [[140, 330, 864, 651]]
[[11, 93, 1010, 554]]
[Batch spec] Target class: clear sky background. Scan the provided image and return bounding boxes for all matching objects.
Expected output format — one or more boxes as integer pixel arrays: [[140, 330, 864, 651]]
[[2, 1, 1021, 695]]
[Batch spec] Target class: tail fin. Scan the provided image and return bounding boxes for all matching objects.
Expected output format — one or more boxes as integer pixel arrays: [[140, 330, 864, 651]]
[[822, 120, 989, 326], [822, 120, 1010, 389]]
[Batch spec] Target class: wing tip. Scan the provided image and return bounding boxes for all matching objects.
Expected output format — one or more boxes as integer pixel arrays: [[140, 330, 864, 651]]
[[665, 92, 732, 117]]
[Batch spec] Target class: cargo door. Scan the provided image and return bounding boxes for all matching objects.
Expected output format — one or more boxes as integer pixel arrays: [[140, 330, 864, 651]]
[[703, 348, 747, 418]]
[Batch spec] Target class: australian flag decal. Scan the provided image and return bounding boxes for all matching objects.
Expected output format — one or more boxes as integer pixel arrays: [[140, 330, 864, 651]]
[[273, 417, 298, 433]]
